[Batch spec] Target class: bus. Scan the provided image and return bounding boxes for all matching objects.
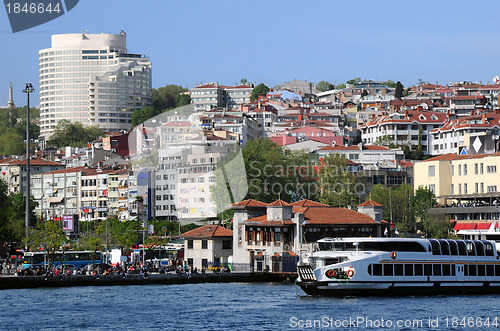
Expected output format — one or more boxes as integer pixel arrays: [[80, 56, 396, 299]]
[[22, 251, 103, 270], [131, 244, 183, 268]]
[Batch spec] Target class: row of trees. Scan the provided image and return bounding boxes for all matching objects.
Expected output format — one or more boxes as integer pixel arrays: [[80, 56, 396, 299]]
[[0, 106, 40, 155]]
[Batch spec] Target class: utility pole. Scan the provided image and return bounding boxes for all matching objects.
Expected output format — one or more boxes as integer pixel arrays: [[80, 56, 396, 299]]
[[22, 83, 34, 240]]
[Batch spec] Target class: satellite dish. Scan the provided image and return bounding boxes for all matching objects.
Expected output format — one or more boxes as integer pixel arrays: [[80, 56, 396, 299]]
[[493, 76, 499, 84]]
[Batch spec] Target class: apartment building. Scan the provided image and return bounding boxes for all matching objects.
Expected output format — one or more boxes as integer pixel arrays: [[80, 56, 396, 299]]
[[190, 83, 253, 111], [429, 111, 500, 155], [32, 167, 84, 221], [360, 109, 448, 155], [0, 158, 64, 194], [39, 31, 152, 137], [414, 153, 500, 205]]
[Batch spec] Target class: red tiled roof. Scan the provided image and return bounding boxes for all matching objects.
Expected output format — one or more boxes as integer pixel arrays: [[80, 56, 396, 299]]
[[290, 199, 329, 207], [8, 158, 63, 166], [358, 200, 382, 207], [430, 112, 500, 133], [302, 207, 378, 225], [232, 199, 267, 208], [267, 199, 291, 207], [181, 225, 233, 238], [360, 110, 447, 129]]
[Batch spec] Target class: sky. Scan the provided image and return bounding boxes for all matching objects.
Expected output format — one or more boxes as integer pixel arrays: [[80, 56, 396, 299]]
[[2, 0, 500, 107]]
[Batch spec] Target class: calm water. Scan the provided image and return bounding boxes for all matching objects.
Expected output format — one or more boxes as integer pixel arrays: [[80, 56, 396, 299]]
[[1, 282, 500, 330]]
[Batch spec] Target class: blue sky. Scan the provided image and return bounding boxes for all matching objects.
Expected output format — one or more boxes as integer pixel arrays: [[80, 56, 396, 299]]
[[2, 0, 500, 106]]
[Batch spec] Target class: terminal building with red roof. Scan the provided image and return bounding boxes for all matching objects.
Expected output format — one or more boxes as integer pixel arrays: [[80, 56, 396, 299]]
[[231, 198, 384, 272]]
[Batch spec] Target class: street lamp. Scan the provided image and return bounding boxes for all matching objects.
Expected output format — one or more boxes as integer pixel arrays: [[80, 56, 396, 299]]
[[22, 83, 34, 239]]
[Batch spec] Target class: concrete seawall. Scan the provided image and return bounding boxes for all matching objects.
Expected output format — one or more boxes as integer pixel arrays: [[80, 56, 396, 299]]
[[0, 272, 297, 289]]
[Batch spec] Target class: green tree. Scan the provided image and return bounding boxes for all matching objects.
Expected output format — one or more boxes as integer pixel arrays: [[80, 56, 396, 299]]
[[152, 85, 188, 111], [250, 83, 269, 102], [240, 78, 248, 85], [335, 83, 346, 89], [47, 120, 103, 148], [211, 138, 312, 204], [0, 130, 24, 155], [318, 154, 363, 207], [316, 81, 334, 92], [395, 81, 404, 100], [346, 78, 361, 85], [131, 106, 161, 127], [25, 221, 66, 269], [370, 184, 414, 234], [175, 94, 191, 108], [381, 80, 397, 88]]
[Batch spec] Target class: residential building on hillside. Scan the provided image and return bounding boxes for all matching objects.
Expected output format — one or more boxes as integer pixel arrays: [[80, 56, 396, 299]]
[[32, 167, 84, 221], [0, 158, 64, 194], [39, 31, 152, 138], [429, 111, 500, 155], [359, 110, 448, 155], [273, 80, 316, 96], [317, 144, 404, 167], [190, 83, 253, 111]]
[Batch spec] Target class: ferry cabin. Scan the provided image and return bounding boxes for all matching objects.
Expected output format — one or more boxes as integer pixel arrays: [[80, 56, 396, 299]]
[[297, 238, 500, 296]]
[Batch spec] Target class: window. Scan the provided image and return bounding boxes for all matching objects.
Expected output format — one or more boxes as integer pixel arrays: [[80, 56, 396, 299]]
[[222, 240, 232, 249], [475, 163, 478, 175], [464, 183, 468, 194], [464, 164, 468, 175], [187, 240, 193, 249], [428, 165, 435, 177], [404, 264, 413, 276], [187, 258, 193, 266], [458, 164, 462, 176], [414, 264, 423, 276], [373, 264, 382, 276], [451, 165, 454, 176], [480, 163, 484, 174], [383, 264, 393, 276], [202, 239, 208, 249], [202, 259, 208, 268], [451, 184, 454, 195], [429, 184, 435, 193]]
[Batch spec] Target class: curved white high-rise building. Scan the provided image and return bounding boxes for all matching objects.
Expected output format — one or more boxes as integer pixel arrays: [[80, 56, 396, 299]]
[[39, 31, 152, 138]]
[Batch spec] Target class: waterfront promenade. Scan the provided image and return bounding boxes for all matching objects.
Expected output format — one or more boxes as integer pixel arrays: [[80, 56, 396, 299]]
[[0, 272, 296, 289]]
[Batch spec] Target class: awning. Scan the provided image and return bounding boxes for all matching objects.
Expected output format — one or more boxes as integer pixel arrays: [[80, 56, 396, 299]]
[[46, 196, 64, 203], [454, 222, 493, 231]]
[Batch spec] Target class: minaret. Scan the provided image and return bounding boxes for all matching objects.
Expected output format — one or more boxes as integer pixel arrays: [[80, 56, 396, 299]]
[[7, 82, 14, 108]]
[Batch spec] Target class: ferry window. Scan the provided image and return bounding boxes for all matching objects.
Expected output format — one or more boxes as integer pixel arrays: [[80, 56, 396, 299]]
[[487, 265, 494, 277], [457, 241, 467, 255], [495, 265, 500, 276], [394, 264, 403, 276], [384, 264, 393, 276], [373, 264, 382, 276], [478, 265, 486, 276], [484, 242, 494, 256], [473, 241, 485, 256], [367, 264, 372, 276], [414, 264, 423, 276], [429, 239, 441, 255], [465, 240, 476, 256], [424, 264, 432, 276], [442, 264, 451, 276], [438, 240, 450, 255], [468, 265, 477, 276], [449, 240, 459, 255], [433, 264, 441, 276], [464, 264, 468, 276], [404, 264, 413, 276], [452, 265, 456, 276]]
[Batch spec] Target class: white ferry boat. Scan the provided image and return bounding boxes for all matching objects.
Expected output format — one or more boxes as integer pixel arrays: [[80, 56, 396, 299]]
[[296, 237, 500, 296]]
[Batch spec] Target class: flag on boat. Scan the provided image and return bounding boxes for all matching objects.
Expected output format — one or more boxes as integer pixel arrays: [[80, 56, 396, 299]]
[[384, 227, 388, 236], [395, 228, 399, 235], [390, 220, 394, 228]]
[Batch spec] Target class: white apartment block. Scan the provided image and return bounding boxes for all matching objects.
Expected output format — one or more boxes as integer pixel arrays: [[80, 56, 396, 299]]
[[429, 111, 500, 155], [360, 110, 448, 155], [190, 83, 253, 111], [39, 31, 152, 138]]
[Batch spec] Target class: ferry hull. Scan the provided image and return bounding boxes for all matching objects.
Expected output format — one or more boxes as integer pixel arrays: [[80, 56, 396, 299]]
[[298, 281, 500, 297]]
